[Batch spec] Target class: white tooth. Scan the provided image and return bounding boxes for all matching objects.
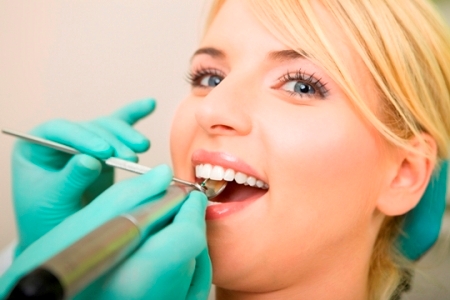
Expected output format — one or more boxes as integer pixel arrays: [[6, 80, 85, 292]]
[[207, 200, 221, 206], [210, 166, 225, 180], [200, 164, 212, 179], [247, 176, 256, 186], [235, 172, 248, 184], [263, 183, 269, 189], [196, 165, 203, 178], [195, 165, 202, 178], [256, 180, 264, 188], [223, 169, 235, 181]]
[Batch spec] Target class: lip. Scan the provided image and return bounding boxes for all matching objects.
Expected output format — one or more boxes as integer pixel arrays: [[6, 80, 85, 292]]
[[191, 149, 267, 220], [191, 149, 266, 181], [205, 197, 261, 220]]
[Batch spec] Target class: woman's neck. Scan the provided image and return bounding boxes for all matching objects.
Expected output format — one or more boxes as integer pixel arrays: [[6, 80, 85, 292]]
[[215, 258, 370, 300], [214, 208, 385, 300], [214, 230, 375, 300]]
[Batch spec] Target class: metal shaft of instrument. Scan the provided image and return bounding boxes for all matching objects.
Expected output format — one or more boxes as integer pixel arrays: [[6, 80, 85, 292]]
[[1, 128, 201, 191]]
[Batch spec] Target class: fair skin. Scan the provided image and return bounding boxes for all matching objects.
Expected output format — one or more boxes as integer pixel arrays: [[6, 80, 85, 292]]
[[170, 0, 434, 299]]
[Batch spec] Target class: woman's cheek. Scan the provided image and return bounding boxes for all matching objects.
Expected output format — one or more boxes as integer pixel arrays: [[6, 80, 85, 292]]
[[170, 98, 198, 170], [267, 111, 381, 213]]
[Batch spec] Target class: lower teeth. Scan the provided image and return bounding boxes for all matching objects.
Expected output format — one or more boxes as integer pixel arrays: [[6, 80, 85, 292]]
[[207, 200, 221, 206]]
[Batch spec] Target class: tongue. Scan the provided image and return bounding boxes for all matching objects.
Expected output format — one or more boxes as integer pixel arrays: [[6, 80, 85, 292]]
[[211, 181, 267, 203]]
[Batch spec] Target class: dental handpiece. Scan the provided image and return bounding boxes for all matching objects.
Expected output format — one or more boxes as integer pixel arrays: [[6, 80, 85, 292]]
[[2, 128, 227, 299], [7, 184, 194, 299]]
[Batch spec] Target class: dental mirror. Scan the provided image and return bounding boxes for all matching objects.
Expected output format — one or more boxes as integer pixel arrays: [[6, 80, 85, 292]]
[[200, 179, 228, 199]]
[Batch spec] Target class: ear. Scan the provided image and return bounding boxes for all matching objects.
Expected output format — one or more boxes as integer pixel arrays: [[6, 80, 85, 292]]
[[376, 134, 438, 216]]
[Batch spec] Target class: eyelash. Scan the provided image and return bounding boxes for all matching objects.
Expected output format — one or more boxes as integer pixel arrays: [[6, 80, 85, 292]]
[[186, 67, 330, 98], [277, 69, 329, 99], [186, 67, 225, 88]]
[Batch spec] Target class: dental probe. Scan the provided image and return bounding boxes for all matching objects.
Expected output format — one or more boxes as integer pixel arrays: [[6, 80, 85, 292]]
[[1, 128, 227, 199], [6, 184, 195, 299]]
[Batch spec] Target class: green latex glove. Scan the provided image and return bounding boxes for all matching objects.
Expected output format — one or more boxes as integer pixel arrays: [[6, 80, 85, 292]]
[[398, 161, 448, 260], [1, 166, 212, 300], [12, 99, 154, 256]]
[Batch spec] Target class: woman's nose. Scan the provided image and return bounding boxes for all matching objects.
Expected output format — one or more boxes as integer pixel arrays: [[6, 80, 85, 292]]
[[195, 78, 253, 136]]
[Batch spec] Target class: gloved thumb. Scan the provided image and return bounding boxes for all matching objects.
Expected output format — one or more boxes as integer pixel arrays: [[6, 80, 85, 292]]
[[60, 154, 102, 195]]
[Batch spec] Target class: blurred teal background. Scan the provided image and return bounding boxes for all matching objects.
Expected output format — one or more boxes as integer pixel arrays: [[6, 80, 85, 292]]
[[406, 3, 450, 300]]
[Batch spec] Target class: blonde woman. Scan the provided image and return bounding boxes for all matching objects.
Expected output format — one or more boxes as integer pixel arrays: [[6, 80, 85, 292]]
[[1, 0, 449, 299], [171, 0, 450, 299]]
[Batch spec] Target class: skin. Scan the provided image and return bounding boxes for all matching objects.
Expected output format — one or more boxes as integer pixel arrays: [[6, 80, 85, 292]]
[[170, 0, 432, 299]]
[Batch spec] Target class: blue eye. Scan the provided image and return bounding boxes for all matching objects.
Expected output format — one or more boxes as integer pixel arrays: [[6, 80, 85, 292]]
[[282, 81, 316, 95], [200, 75, 223, 87], [278, 70, 329, 99], [187, 68, 225, 89]]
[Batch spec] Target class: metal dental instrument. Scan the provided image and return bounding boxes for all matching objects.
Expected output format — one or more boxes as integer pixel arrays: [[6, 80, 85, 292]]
[[1, 128, 227, 199]]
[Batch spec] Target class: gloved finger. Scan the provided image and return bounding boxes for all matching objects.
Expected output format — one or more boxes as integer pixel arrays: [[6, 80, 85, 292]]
[[28, 119, 114, 160], [59, 154, 103, 201], [82, 165, 115, 205], [172, 191, 207, 228], [80, 122, 138, 162], [30, 154, 103, 222], [94, 117, 150, 153], [111, 98, 156, 125], [121, 191, 207, 274], [15, 155, 103, 251], [187, 248, 212, 300]]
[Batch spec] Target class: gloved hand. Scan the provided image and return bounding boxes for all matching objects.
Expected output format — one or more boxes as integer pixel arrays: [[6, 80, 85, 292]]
[[12, 99, 155, 256], [398, 160, 448, 260], [0, 166, 212, 300]]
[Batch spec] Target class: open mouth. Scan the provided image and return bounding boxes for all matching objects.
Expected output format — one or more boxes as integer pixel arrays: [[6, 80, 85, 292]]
[[195, 163, 269, 205]]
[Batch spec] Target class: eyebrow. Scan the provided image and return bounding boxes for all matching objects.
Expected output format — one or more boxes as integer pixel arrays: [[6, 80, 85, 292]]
[[267, 49, 309, 61], [190, 48, 309, 62], [191, 47, 226, 61]]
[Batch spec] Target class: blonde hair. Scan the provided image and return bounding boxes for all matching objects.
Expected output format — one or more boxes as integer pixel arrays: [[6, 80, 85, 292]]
[[205, 0, 450, 299]]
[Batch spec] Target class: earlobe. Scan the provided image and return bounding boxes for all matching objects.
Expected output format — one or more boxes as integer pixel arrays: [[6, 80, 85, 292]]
[[376, 134, 437, 216]]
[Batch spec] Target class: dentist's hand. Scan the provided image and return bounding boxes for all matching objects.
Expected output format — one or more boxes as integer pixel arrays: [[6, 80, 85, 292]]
[[76, 190, 212, 300], [12, 99, 155, 255], [1, 166, 212, 300]]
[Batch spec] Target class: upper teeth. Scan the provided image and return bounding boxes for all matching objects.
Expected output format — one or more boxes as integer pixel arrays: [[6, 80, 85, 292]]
[[195, 164, 268, 189]]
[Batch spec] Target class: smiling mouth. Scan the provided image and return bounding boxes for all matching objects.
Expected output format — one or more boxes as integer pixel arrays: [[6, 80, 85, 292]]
[[195, 164, 269, 205]]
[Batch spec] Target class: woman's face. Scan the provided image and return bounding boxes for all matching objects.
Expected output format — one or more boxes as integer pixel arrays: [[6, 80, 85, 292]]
[[171, 0, 389, 293]]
